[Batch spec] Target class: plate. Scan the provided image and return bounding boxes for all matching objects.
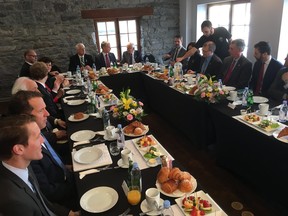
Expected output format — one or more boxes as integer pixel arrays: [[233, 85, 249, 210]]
[[146, 158, 161, 167], [103, 134, 118, 141], [117, 159, 129, 168], [175, 190, 222, 216], [80, 186, 118, 213], [68, 113, 89, 122], [273, 129, 288, 144], [66, 89, 81, 95], [222, 86, 236, 91], [255, 110, 271, 116], [67, 100, 86, 106], [140, 198, 164, 216], [253, 96, 269, 103], [226, 96, 240, 101], [70, 130, 95, 142], [155, 175, 197, 197], [123, 125, 149, 137], [74, 147, 103, 164], [56, 139, 68, 144]]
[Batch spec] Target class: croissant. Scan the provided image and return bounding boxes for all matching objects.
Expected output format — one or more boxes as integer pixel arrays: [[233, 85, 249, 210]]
[[123, 125, 134, 134], [179, 171, 192, 181], [277, 127, 288, 138], [168, 167, 182, 181], [161, 179, 178, 194], [157, 167, 170, 184], [178, 179, 193, 193]]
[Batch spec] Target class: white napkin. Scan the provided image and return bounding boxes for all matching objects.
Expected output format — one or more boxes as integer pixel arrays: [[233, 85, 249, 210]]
[[72, 144, 113, 172]]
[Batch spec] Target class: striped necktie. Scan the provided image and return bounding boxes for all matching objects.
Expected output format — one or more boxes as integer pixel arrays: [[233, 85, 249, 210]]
[[80, 56, 85, 67]]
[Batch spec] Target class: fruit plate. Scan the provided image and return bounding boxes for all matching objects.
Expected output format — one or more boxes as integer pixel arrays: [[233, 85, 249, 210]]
[[175, 190, 223, 216]]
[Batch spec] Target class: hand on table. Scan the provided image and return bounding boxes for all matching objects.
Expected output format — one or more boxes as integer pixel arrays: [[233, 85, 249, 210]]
[[54, 130, 67, 140], [57, 119, 66, 128]]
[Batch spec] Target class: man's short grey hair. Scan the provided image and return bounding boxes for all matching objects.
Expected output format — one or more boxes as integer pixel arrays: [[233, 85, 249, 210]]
[[75, 43, 85, 49], [232, 39, 246, 52], [11, 77, 33, 95]]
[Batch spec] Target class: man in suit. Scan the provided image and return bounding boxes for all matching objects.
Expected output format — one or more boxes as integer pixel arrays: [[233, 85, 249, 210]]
[[163, 35, 188, 68], [268, 54, 288, 102], [8, 91, 79, 212], [249, 41, 284, 96], [0, 115, 79, 216], [68, 43, 94, 72], [95, 41, 117, 70], [19, 49, 37, 77], [120, 42, 142, 65], [221, 39, 252, 89], [197, 41, 222, 79]]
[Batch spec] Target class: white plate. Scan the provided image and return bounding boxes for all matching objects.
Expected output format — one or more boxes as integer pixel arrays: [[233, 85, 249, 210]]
[[67, 100, 86, 106], [80, 187, 118, 213], [175, 190, 222, 216], [255, 110, 271, 116], [140, 199, 164, 216], [273, 129, 288, 144], [66, 89, 81, 95], [155, 175, 197, 198], [68, 113, 89, 122], [74, 147, 103, 164], [117, 159, 129, 168], [123, 125, 149, 137], [70, 130, 95, 142], [226, 96, 240, 101], [253, 96, 269, 103], [222, 86, 236, 91]]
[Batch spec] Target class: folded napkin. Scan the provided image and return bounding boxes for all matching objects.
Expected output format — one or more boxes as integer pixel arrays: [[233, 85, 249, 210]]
[[72, 144, 113, 172]]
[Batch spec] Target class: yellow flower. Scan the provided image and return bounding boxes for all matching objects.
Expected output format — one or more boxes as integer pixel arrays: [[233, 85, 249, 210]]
[[122, 97, 133, 110], [206, 92, 211, 98]]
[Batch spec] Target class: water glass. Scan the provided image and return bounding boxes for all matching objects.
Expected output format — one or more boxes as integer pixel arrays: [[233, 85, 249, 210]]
[[109, 141, 120, 156]]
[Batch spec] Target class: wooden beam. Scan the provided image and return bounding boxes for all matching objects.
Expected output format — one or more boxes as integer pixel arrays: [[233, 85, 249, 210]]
[[81, 7, 153, 19]]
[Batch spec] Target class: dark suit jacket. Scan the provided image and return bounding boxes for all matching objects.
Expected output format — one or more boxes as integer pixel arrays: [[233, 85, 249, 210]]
[[164, 46, 188, 68], [95, 52, 117, 70], [250, 58, 284, 96], [120, 50, 142, 65], [31, 144, 77, 210], [36, 82, 60, 119], [68, 54, 94, 72], [19, 62, 32, 77], [268, 67, 288, 102], [221, 55, 252, 89], [186, 51, 202, 72], [198, 54, 222, 80], [0, 163, 68, 216]]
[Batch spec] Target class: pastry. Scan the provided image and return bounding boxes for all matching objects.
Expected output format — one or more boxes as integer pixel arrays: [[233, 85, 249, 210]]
[[157, 167, 170, 184], [178, 179, 193, 193], [123, 125, 134, 134], [168, 167, 182, 180], [277, 127, 288, 138], [133, 127, 143, 135], [74, 112, 84, 119], [179, 171, 192, 181], [161, 179, 178, 194]]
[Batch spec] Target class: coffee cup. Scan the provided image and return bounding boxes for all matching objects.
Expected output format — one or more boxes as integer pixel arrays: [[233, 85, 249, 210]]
[[121, 149, 132, 165], [67, 71, 72, 78], [258, 103, 269, 115], [187, 75, 194, 85], [106, 125, 117, 139], [240, 109, 247, 115], [145, 188, 160, 210], [229, 90, 237, 101]]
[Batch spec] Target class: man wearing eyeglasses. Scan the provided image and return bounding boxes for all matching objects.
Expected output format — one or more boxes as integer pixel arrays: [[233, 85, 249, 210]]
[[19, 49, 38, 77]]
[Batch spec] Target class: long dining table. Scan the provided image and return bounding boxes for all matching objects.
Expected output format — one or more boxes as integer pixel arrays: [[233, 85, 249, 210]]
[[62, 71, 288, 214]]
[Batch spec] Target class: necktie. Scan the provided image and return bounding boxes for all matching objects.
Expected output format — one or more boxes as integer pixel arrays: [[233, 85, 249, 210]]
[[132, 53, 135, 64], [80, 56, 85, 67], [173, 48, 179, 61], [29, 173, 56, 216], [201, 58, 209, 74], [255, 62, 265, 95], [223, 59, 236, 84], [42, 135, 67, 178], [105, 53, 110, 68]]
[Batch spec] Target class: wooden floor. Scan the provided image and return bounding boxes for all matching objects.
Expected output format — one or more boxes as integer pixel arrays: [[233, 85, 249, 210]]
[[143, 111, 277, 216]]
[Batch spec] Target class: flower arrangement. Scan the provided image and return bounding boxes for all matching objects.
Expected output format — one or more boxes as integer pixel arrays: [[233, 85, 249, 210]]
[[191, 74, 225, 104], [110, 88, 145, 122]]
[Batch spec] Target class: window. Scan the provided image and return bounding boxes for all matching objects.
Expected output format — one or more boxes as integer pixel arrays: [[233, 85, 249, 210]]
[[208, 1, 251, 56], [94, 19, 140, 60]]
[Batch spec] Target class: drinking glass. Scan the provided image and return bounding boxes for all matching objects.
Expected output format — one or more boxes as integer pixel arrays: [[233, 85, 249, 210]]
[[127, 186, 141, 205], [109, 141, 120, 156]]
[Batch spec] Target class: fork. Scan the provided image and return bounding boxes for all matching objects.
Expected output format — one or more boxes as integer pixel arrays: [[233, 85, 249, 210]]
[[119, 207, 130, 216]]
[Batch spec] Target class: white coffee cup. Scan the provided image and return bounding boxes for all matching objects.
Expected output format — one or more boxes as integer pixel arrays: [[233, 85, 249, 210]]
[[67, 71, 72, 77], [187, 75, 194, 85], [145, 188, 160, 210], [229, 90, 237, 101], [121, 149, 132, 165], [259, 103, 269, 115], [240, 109, 247, 115], [106, 125, 117, 139]]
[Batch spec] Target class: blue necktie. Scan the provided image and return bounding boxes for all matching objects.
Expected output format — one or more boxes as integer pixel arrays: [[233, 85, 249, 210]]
[[42, 134, 67, 178]]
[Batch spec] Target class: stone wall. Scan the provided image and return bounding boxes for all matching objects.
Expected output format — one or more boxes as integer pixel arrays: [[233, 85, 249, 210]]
[[0, 0, 180, 100]]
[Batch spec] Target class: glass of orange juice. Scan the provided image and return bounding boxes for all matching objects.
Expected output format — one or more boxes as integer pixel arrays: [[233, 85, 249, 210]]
[[127, 186, 141, 205]]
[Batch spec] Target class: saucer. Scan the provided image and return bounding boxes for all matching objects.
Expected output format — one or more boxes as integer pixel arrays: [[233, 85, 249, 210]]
[[140, 199, 164, 216], [103, 134, 117, 141], [117, 159, 129, 168], [227, 96, 240, 101], [255, 110, 271, 116]]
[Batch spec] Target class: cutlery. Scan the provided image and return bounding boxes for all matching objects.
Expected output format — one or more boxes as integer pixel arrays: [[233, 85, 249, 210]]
[[119, 207, 130, 216], [79, 169, 100, 179]]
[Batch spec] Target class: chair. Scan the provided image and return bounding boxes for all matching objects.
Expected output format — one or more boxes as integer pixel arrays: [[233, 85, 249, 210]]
[[143, 53, 156, 63]]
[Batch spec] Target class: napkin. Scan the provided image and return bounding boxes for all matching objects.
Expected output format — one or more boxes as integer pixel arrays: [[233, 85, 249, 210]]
[[72, 144, 113, 172]]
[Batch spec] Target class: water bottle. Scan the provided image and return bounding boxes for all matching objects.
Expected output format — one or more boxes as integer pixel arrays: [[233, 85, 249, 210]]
[[76, 65, 81, 85], [126, 158, 134, 187], [92, 63, 96, 73], [218, 79, 223, 89], [87, 93, 96, 114], [130, 162, 142, 192], [102, 109, 110, 129], [242, 87, 249, 107], [161, 200, 174, 216], [169, 65, 174, 78], [279, 100, 288, 122], [117, 124, 125, 149]]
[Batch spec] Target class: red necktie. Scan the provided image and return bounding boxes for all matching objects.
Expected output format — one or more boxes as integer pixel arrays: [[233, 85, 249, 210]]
[[255, 62, 265, 95], [223, 59, 236, 84], [105, 53, 110, 68]]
